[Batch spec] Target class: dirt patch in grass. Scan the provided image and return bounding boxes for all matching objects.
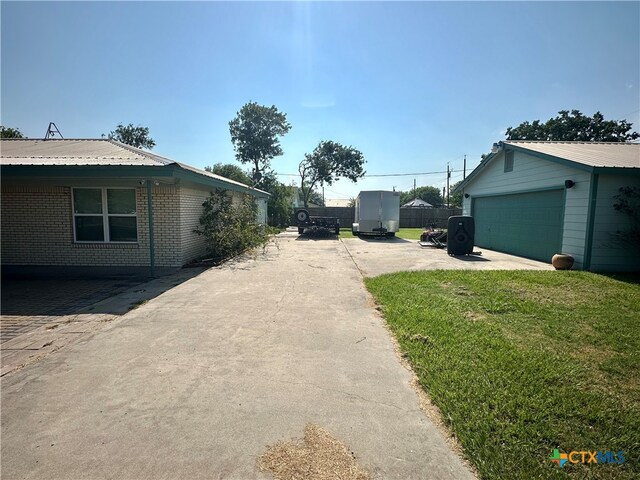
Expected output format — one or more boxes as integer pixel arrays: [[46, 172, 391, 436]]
[[258, 424, 370, 480], [507, 281, 602, 308], [463, 311, 486, 322]]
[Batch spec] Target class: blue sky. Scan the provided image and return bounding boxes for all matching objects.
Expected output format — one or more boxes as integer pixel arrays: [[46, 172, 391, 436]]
[[2, 1, 639, 198]]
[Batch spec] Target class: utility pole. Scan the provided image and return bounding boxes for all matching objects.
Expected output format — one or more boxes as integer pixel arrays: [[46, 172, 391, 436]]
[[463, 155, 467, 179], [446, 163, 451, 207], [413, 178, 416, 199]]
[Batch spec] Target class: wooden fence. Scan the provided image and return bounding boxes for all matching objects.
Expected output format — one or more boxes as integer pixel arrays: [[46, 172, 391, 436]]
[[295, 207, 462, 228]]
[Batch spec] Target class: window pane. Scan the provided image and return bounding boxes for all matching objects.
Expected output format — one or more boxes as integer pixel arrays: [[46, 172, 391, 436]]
[[73, 189, 102, 214], [109, 217, 137, 242], [75, 216, 104, 241], [107, 189, 136, 214], [504, 151, 514, 172]]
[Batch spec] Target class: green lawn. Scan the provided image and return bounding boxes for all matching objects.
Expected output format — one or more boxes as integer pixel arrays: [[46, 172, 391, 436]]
[[365, 271, 639, 480], [339, 227, 424, 240]]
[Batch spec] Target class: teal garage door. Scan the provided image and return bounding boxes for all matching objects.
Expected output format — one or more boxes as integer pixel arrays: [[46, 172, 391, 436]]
[[472, 190, 564, 262]]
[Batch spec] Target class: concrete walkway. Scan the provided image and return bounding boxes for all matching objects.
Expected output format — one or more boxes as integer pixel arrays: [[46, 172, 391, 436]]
[[342, 236, 553, 277], [1, 233, 475, 479]]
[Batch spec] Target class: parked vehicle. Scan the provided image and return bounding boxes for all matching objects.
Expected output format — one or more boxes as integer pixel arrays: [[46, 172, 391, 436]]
[[352, 190, 400, 237], [295, 209, 340, 235]]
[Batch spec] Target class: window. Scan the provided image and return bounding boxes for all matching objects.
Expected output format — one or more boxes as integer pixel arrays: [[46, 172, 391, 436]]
[[504, 151, 514, 172], [73, 188, 137, 242]]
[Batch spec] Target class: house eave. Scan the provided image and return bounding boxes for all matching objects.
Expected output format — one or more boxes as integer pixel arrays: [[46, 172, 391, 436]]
[[0, 164, 270, 197]]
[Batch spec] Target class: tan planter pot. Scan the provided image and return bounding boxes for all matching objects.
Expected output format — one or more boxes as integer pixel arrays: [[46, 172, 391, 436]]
[[552, 253, 575, 270]]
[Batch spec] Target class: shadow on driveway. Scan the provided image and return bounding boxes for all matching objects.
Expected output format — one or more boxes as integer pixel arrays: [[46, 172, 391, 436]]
[[295, 234, 340, 241], [1, 269, 205, 317], [448, 254, 491, 262], [352, 235, 413, 243]]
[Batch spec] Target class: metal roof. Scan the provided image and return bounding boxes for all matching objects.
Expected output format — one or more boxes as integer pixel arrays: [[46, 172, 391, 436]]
[[402, 198, 433, 208], [0, 139, 172, 166], [454, 141, 640, 194], [325, 198, 352, 207], [504, 141, 640, 168], [0, 138, 268, 195]]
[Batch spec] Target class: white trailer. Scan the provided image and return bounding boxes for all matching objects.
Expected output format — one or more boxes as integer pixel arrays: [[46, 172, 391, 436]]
[[352, 190, 401, 237]]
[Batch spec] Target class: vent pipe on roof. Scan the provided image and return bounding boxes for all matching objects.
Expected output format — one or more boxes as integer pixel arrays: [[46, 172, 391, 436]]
[[44, 122, 63, 140]]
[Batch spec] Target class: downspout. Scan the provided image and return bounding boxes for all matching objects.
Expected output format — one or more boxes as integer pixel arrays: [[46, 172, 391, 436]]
[[583, 173, 599, 271], [146, 180, 155, 277]]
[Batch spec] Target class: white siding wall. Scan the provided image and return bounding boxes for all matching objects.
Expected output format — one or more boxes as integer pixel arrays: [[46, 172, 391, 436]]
[[461, 150, 591, 268], [590, 173, 640, 272]]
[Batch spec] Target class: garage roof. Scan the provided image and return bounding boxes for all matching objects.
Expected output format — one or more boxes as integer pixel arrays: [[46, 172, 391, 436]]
[[505, 141, 640, 169], [0, 138, 269, 197], [454, 140, 640, 193]]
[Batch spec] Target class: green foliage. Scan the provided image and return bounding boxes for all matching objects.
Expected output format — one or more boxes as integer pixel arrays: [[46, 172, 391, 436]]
[[298, 140, 365, 207], [194, 189, 270, 261], [449, 180, 464, 207], [259, 171, 295, 227], [506, 110, 640, 142], [347, 197, 356, 208], [613, 186, 640, 247], [298, 182, 324, 207], [1, 125, 25, 138], [108, 123, 155, 149], [205, 163, 252, 185], [400, 186, 443, 206], [229, 101, 292, 183], [366, 270, 640, 480]]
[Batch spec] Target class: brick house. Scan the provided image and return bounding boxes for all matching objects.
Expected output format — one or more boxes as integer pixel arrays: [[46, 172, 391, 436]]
[[1, 139, 269, 276]]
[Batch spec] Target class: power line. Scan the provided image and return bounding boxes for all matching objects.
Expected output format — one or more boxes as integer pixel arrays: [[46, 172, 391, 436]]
[[324, 187, 352, 198], [276, 169, 465, 178]]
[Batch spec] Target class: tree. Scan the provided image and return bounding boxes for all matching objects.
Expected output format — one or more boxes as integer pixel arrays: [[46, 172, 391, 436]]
[[205, 163, 252, 185], [400, 186, 443, 206], [449, 180, 464, 208], [257, 171, 295, 227], [229, 101, 292, 184], [108, 123, 156, 149], [298, 182, 324, 207], [506, 110, 639, 142], [298, 140, 366, 208], [347, 197, 356, 208], [1, 126, 25, 138]]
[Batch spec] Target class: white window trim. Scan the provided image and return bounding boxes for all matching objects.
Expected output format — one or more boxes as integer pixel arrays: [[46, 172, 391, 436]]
[[72, 187, 138, 243]]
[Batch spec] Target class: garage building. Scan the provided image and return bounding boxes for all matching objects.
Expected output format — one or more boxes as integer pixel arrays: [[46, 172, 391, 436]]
[[455, 141, 640, 272]]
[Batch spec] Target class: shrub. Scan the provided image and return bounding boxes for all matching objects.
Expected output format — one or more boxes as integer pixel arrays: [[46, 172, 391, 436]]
[[195, 189, 271, 261]]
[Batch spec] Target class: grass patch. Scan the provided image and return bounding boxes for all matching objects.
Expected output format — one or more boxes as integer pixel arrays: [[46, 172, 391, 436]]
[[365, 271, 639, 480], [339, 228, 424, 240]]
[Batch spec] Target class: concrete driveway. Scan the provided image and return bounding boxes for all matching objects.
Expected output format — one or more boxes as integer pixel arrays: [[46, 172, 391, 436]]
[[342, 236, 553, 277], [1, 232, 475, 480]]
